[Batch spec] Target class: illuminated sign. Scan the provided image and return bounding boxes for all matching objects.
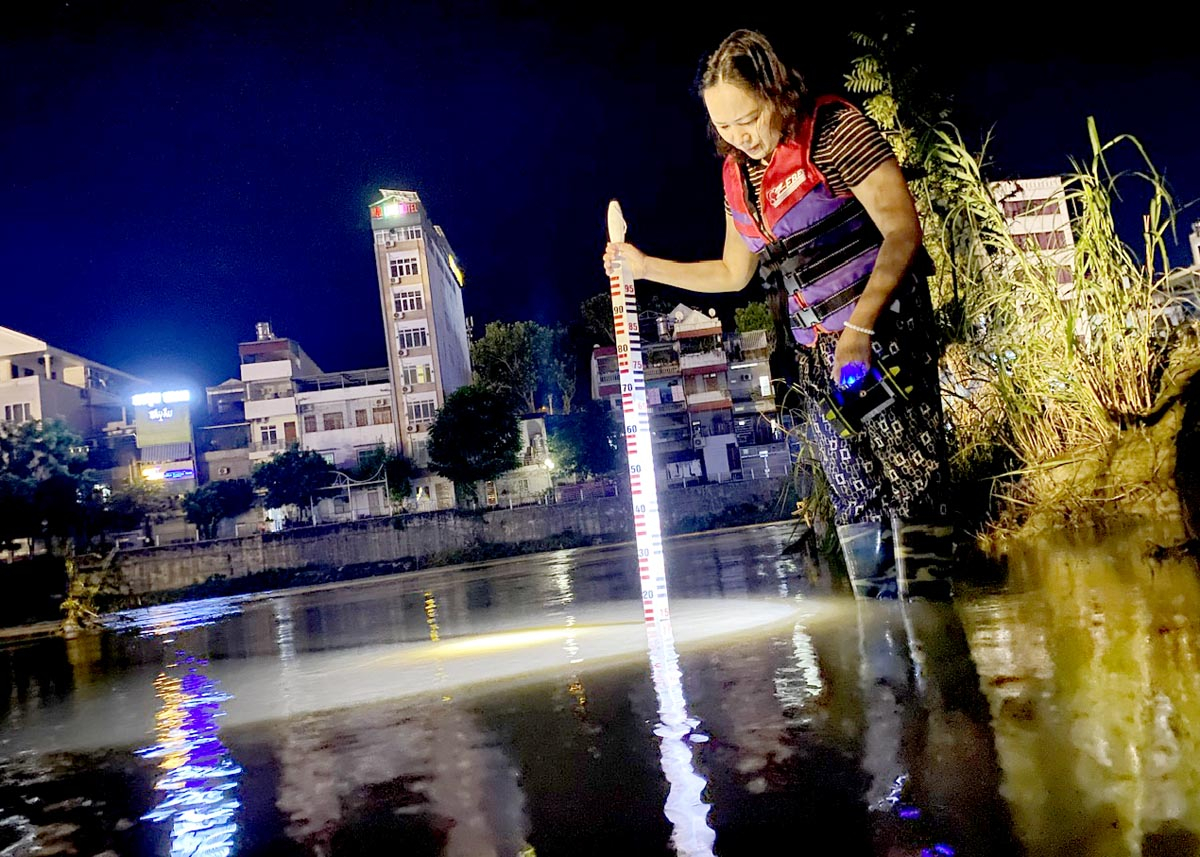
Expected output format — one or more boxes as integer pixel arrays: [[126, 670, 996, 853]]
[[134, 389, 193, 449], [372, 202, 419, 218], [448, 254, 464, 286], [132, 390, 191, 407], [142, 466, 196, 482]]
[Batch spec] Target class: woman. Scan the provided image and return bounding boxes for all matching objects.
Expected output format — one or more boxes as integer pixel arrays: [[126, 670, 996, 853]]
[[603, 29, 953, 600]]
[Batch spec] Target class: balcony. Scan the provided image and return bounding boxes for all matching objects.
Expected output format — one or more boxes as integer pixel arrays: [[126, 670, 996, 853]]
[[686, 390, 732, 412], [679, 350, 727, 375], [644, 360, 680, 380], [245, 396, 297, 421], [240, 359, 293, 382], [249, 438, 288, 455]]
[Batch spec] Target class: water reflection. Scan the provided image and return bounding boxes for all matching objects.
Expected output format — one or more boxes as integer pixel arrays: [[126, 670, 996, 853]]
[[961, 535, 1200, 855], [136, 651, 241, 856], [645, 614, 716, 856]]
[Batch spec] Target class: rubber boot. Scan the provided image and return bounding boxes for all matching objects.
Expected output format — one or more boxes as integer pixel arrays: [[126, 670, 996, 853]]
[[836, 521, 897, 599], [892, 518, 955, 601]]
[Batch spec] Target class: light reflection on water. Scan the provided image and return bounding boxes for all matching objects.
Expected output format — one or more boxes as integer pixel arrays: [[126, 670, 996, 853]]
[[136, 653, 241, 856], [960, 534, 1200, 855], [6, 522, 1198, 855]]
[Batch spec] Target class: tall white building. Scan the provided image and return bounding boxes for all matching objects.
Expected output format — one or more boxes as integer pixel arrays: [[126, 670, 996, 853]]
[[369, 189, 472, 510]]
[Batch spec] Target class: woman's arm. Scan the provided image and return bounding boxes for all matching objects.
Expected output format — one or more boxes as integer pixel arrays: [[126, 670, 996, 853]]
[[603, 212, 759, 294], [832, 157, 923, 384]]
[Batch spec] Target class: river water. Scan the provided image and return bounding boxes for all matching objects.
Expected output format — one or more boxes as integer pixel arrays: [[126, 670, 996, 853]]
[[0, 520, 1196, 856]]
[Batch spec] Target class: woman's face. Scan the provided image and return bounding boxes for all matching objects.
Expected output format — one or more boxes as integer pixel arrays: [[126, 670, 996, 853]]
[[703, 80, 781, 162]]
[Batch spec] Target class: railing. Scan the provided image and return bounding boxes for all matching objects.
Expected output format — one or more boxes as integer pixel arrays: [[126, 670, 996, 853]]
[[679, 350, 726, 372], [686, 390, 732, 408], [644, 362, 680, 380], [554, 480, 619, 503]]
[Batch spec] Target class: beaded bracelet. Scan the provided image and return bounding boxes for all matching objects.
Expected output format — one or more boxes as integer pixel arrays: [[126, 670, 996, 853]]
[[843, 321, 875, 336]]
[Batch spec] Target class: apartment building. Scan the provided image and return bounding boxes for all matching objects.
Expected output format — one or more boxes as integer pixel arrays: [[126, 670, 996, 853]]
[[294, 368, 397, 471], [237, 322, 322, 468], [591, 304, 787, 487], [990, 175, 1076, 296], [369, 189, 472, 510], [0, 325, 143, 441]]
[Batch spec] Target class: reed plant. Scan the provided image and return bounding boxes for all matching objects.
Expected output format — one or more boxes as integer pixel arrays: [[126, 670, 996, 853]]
[[924, 118, 1189, 537]]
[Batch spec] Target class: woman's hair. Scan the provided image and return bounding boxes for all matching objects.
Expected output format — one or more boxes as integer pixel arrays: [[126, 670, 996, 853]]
[[697, 29, 810, 161]]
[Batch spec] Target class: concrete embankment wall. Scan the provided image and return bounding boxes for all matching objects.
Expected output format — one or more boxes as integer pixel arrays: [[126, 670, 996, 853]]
[[111, 477, 793, 595]]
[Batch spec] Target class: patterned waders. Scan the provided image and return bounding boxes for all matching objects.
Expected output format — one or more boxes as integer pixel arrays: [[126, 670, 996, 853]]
[[793, 277, 950, 527]]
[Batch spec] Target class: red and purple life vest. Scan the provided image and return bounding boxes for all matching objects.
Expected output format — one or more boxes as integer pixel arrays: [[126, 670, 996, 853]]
[[722, 96, 883, 346]]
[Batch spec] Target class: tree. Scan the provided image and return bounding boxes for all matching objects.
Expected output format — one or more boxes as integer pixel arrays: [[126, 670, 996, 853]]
[[182, 479, 256, 540], [734, 300, 777, 353], [427, 385, 521, 503], [546, 400, 621, 479], [101, 481, 169, 539], [470, 320, 540, 413], [351, 445, 416, 503], [252, 448, 336, 516], [540, 324, 579, 415], [580, 292, 616, 347], [0, 419, 94, 552]]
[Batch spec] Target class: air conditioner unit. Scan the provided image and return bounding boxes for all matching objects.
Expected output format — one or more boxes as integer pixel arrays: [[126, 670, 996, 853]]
[[389, 275, 400, 284], [406, 423, 417, 433], [400, 384, 411, 394], [385, 240, 396, 248], [692, 436, 704, 449], [398, 347, 408, 357], [393, 310, 405, 320], [374, 398, 389, 408]]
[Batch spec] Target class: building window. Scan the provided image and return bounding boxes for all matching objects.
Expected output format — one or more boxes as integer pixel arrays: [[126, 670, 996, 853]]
[[388, 251, 421, 279], [356, 445, 383, 465], [372, 405, 392, 425], [392, 288, 425, 313], [401, 362, 434, 386], [406, 397, 437, 423], [322, 412, 345, 431], [397, 325, 429, 349], [411, 437, 429, 467], [303, 415, 317, 433], [3, 403, 32, 422], [260, 425, 278, 445], [1002, 197, 1061, 218], [355, 409, 369, 427], [1013, 230, 1067, 251]]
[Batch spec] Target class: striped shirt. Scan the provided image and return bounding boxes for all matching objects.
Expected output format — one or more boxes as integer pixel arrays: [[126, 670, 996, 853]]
[[724, 101, 894, 216]]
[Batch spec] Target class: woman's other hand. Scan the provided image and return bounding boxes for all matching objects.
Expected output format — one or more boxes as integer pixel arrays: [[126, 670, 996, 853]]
[[603, 242, 647, 280], [833, 327, 873, 389]]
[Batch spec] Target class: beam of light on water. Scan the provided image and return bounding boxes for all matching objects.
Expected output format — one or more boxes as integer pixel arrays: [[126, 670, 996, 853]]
[[609, 200, 717, 855]]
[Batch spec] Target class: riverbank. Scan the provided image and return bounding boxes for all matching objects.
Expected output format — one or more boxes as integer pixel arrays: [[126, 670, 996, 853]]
[[0, 517, 810, 644]]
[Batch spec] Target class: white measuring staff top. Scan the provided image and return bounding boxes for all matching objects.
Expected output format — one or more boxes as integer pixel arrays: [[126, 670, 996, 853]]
[[606, 200, 670, 626]]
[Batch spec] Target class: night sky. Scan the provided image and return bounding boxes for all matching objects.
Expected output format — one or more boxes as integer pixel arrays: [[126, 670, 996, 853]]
[[4, 2, 1197, 394]]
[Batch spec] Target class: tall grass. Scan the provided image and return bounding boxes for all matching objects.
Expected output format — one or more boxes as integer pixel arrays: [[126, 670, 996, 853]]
[[925, 118, 1187, 533]]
